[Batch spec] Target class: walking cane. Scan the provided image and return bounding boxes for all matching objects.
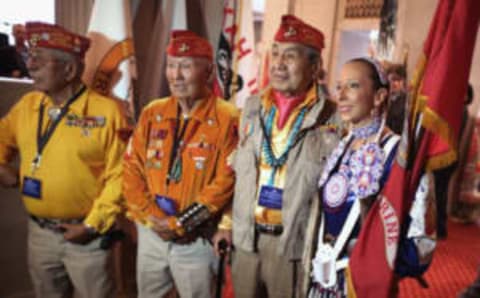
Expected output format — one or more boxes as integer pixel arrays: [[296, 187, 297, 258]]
[[216, 239, 229, 298]]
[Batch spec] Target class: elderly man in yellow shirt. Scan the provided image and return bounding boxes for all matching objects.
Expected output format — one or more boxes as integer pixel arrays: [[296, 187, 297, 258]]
[[0, 22, 129, 298]]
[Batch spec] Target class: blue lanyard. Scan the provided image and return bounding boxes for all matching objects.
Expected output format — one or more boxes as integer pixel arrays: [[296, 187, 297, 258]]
[[32, 85, 85, 172]]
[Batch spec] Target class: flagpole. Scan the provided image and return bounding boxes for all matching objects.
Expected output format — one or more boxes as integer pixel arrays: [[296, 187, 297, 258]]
[[225, 0, 238, 100], [230, 0, 243, 105]]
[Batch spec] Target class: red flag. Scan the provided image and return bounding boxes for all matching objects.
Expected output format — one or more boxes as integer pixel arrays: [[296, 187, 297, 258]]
[[347, 1, 480, 297], [222, 264, 235, 298]]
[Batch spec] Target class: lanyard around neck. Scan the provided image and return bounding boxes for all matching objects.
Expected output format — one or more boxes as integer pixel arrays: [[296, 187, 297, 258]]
[[32, 86, 86, 171], [166, 106, 191, 185]]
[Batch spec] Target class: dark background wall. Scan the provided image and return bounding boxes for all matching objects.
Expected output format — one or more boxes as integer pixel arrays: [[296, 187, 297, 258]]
[[0, 78, 34, 298]]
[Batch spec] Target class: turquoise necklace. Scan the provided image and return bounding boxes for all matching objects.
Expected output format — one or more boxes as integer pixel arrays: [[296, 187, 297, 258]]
[[260, 105, 308, 185]]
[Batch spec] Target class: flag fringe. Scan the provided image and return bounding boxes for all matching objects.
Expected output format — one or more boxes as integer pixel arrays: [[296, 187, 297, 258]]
[[422, 105, 458, 170], [409, 52, 458, 171], [346, 266, 358, 298]]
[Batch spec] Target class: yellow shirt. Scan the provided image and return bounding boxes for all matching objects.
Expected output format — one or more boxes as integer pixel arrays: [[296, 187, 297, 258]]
[[0, 88, 129, 233], [255, 87, 318, 225]]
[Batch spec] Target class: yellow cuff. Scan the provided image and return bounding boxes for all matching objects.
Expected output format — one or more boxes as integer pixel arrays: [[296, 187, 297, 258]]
[[218, 213, 233, 230], [84, 211, 116, 234], [83, 216, 107, 234]]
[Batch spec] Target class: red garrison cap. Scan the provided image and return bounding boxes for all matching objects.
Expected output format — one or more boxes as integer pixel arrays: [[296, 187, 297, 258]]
[[25, 22, 90, 58], [166, 30, 213, 61], [274, 15, 325, 52]]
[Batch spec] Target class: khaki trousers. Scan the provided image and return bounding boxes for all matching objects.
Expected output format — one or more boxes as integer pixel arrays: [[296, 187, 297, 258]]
[[136, 223, 217, 298], [27, 219, 113, 298], [232, 233, 300, 298]]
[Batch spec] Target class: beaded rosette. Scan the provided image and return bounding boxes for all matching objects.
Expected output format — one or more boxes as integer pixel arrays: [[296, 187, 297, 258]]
[[319, 116, 385, 208], [349, 142, 384, 198], [323, 172, 349, 208]]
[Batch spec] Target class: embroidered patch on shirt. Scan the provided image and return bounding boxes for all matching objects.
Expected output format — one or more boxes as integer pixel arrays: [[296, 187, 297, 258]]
[[150, 129, 168, 140], [66, 114, 106, 128], [186, 142, 215, 151]]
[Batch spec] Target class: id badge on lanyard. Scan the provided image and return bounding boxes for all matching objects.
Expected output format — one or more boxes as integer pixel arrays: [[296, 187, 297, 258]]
[[155, 195, 178, 215], [22, 176, 42, 199], [258, 185, 283, 209]]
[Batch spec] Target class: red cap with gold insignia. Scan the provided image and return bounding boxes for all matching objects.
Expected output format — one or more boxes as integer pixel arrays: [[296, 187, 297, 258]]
[[274, 15, 325, 52], [166, 30, 213, 61], [25, 22, 90, 58]]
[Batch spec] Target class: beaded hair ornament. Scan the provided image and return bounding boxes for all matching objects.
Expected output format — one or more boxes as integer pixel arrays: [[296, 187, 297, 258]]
[[358, 57, 389, 88]]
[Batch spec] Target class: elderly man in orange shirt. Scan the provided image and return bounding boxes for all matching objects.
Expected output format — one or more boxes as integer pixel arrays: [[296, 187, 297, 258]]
[[123, 30, 239, 298], [0, 22, 129, 298]]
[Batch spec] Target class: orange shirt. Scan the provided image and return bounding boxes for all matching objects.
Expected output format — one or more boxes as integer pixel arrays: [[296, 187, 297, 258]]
[[123, 93, 239, 228]]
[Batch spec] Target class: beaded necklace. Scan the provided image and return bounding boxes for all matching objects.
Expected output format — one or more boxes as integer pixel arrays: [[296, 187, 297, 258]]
[[319, 116, 385, 208], [351, 116, 381, 139], [260, 105, 308, 185]]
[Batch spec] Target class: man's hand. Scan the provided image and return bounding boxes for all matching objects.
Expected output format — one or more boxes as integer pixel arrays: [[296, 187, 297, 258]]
[[0, 164, 18, 188], [59, 223, 97, 244], [149, 216, 177, 241], [212, 229, 232, 256]]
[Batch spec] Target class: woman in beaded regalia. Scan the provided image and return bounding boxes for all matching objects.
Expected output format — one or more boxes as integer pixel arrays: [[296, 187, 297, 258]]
[[308, 57, 400, 298]]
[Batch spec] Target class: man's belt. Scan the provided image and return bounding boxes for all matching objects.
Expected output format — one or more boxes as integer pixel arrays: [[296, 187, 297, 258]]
[[255, 222, 283, 236], [29, 215, 83, 233]]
